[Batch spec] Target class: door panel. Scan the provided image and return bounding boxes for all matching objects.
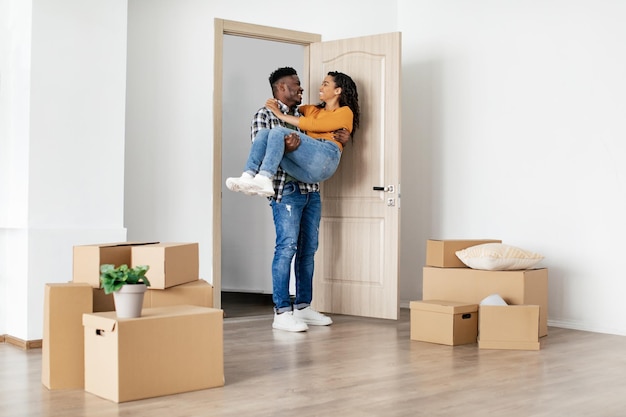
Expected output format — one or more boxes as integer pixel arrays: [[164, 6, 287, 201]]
[[310, 32, 402, 319]]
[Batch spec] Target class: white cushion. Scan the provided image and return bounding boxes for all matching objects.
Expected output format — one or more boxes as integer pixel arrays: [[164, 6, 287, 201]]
[[455, 243, 544, 271], [480, 294, 508, 306]]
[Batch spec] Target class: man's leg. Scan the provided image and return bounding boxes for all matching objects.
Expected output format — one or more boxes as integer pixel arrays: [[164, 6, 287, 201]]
[[292, 191, 332, 326], [270, 183, 308, 332]]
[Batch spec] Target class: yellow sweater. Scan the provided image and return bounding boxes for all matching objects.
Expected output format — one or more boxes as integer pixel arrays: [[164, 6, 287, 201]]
[[297, 105, 353, 152]]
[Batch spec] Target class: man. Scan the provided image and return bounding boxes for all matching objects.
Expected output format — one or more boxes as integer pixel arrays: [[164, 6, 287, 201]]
[[251, 67, 350, 332]]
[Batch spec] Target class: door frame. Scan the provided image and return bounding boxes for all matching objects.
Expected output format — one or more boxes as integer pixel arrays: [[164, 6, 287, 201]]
[[212, 19, 321, 308]]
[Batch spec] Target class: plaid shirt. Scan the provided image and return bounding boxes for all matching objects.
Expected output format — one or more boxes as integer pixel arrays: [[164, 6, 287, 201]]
[[250, 101, 319, 202]]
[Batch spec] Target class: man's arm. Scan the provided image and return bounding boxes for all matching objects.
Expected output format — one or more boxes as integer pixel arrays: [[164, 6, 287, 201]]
[[333, 128, 351, 147]]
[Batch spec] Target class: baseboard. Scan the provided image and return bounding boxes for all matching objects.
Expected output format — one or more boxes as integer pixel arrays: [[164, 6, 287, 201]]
[[2, 334, 42, 350]]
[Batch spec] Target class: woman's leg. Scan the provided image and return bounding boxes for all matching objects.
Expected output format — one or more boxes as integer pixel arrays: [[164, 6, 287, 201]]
[[242, 129, 270, 176], [257, 127, 288, 178], [280, 135, 341, 183], [258, 126, 342, 183], [225, 129, 271, 195]]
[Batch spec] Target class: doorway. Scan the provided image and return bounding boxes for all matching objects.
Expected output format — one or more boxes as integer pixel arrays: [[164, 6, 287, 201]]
[[213, 19, 320, 316], [213, 21, 402, 320]]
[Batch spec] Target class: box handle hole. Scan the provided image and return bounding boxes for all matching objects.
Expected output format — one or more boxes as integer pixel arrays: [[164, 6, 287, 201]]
[[462, 313, 472, 320]]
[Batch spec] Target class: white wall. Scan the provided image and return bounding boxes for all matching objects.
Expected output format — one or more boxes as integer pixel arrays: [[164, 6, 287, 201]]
[[0, 0, 32, 338], [398, 0, 626, 334], [1, 0, 128, 340]]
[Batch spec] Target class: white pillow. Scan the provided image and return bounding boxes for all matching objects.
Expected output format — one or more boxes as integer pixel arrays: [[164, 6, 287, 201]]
[[455, 243, 544, 271], [480, 294, 508, 306]]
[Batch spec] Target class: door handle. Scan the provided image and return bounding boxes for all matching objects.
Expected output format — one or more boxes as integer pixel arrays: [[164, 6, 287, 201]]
[[373, 185, 395, 193]]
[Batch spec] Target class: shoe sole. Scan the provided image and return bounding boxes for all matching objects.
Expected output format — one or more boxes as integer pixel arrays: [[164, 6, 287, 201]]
[[254, 188, 275, 197], [295, 318, 332, 326], [272, 323, 308, 332], [226, 178, 257, 195], [226, 178, 275, 197]]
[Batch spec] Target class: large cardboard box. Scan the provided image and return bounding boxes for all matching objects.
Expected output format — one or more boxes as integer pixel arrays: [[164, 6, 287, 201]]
[[426, 239, 502, 268], [83, 305, 224, 403], [410, 300, 478, 346], [73, 242, 158, 288], [143, 279, 213, 308], [42, 283, 93, 389], [479, 305, 540, 350], [131, 242, 199, 289], [422, 267, 548, 337]]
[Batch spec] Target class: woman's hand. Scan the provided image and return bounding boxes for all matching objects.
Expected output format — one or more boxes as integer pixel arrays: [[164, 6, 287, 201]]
[[265, 99, 300, 127], [265, 98, 282, 117]]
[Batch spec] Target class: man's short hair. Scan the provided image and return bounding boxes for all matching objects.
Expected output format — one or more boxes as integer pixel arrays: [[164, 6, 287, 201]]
[[269, 67, 298, 88]]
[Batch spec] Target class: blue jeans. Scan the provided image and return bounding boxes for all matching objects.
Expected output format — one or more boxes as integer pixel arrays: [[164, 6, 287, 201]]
[[270, 182, 321, 313], [245, 127, 341, 183]]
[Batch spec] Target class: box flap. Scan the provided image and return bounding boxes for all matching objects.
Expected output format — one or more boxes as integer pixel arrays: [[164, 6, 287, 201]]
[[75, 241, 159, 249], [82, 312, 118, 332], [411, 300, 478, 314]]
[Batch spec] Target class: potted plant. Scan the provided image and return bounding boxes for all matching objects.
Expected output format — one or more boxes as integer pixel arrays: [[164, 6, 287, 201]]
[[100, 264, 151, 318]]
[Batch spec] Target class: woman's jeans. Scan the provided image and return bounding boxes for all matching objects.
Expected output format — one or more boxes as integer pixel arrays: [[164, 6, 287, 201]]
[[270, 182, 321, 313], [244, 127, 341, 183]]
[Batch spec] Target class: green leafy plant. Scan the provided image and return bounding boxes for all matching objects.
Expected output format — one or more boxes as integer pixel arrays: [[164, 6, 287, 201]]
[[100, 264, 151, 295]]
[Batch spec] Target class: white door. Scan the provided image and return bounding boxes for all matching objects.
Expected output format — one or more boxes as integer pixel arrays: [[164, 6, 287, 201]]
[[310, 33, 402, 320]]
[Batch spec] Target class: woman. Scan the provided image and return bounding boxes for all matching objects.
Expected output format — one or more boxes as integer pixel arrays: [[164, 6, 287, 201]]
[[226, 71, 360, 197]]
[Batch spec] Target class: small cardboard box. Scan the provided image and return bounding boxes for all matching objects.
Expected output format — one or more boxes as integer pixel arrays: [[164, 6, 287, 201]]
[[73, 241, 158, 288], [410, 300, 478, 345], [42, 283, 93, 389], [83, 305, 224, 403], [143, 279, 214, 308], [426, 239, 502, 268], [422, 267, 548, 337], [131, 242, 199, 289], [479, 305, 540, 350]]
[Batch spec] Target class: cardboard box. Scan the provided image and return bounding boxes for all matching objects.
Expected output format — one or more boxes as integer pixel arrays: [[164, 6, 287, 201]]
[[131, 243, 199, 289], [93, 288, 115, 313], [426, 239, 502, 268], [73, 241, 158, 288], [143, 279, 214, 308], [422, 267, 548, 337], [410, 300, 478, 345], [83, 305, 224, 403], [42, 283, 93, 389], [479, 305, 540, 350]]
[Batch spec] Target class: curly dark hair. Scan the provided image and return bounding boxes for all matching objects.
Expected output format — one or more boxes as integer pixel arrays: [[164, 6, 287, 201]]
[[322, 71, 360, 134], [268, 67, 298, 95]]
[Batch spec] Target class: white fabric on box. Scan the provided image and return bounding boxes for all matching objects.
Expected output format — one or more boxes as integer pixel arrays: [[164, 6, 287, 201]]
[[456, 243, 544, 271]]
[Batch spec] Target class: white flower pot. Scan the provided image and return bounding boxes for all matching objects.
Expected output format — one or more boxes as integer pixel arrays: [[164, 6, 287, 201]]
[[113, 284, 147, 318]]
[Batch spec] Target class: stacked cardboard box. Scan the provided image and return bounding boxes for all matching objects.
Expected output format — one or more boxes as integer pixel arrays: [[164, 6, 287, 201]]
[[42, 241, 219, 397], [410, 300, 478, 346], [41, 283, 93, 389], [411, 239, 547, 351]]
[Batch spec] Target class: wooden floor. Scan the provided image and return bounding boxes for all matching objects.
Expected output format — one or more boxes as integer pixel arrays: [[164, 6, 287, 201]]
[[3, 308, 626, 417], [221, 291, 274, 319]]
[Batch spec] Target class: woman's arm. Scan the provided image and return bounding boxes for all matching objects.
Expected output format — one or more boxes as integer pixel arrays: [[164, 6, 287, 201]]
[[265, 99, 301, 127]]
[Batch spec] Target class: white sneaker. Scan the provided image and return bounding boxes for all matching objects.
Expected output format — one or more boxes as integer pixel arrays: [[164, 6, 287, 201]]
[[249, 174, 275, 197], [293, 307, 333, 326], [225, 173, 256, 195], [272, 311, 308, 332]]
